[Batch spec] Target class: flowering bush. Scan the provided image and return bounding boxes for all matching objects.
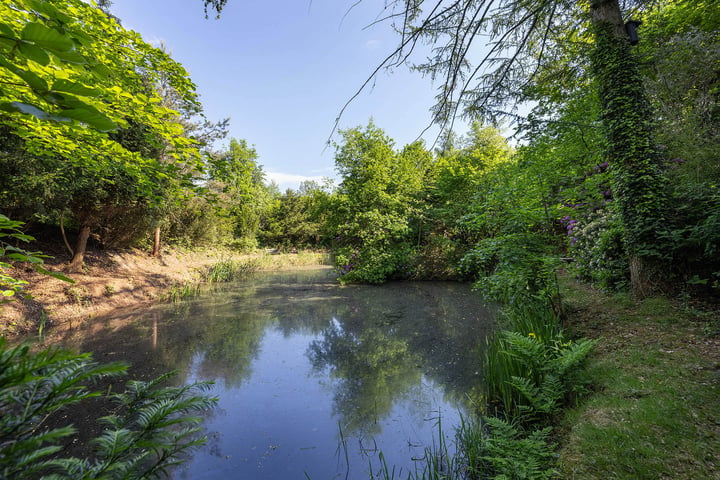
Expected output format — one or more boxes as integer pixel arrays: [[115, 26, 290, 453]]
[[568, 210, 629, 291]]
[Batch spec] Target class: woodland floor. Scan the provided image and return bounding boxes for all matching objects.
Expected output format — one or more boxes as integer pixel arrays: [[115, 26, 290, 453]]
[[558, 278, 720, 479]]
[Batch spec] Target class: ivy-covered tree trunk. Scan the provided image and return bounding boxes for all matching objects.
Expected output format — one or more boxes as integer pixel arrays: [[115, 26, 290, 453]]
[[589, 0, 668, 297]]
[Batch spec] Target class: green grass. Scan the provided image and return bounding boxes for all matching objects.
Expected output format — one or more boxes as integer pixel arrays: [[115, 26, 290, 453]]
[[557, 278, 720, 479], [160, 281, 202, 302], [202, 258, 260, 283], [253, 250, 333, 269]]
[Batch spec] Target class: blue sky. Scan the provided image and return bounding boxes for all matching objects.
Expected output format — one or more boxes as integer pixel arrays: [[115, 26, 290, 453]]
[[110, 0, 448, 190]]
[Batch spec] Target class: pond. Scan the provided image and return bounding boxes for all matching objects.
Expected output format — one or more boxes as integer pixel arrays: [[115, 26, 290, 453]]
[[53, 269, 496, 479]]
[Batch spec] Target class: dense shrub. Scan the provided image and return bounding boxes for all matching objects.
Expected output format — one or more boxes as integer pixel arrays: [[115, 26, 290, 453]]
[[568, 209, 629, 291], [459, 234, 561, 307]]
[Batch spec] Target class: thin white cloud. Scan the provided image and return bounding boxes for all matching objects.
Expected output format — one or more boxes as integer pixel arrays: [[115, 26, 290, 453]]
[[265, 172, 326, 190], [365, 39, 381, 49]]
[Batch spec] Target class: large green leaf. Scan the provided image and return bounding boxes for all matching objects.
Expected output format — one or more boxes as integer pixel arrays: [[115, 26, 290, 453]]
[[10, 65, 49, 91], [0, 102, 54, 121], [21, 23, 73, 52], [18, 41, 50, 66], [50, 48, 88, 65], [52, 79, 99, 97], [24, 0, 75, 25], [57, 107, 117, 132], [0, 22, 16, 39], [0, 37, 16, 51]]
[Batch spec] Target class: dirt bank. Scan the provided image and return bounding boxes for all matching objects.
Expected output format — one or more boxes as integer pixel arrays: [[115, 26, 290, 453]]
[[0, 247, 228, 338]]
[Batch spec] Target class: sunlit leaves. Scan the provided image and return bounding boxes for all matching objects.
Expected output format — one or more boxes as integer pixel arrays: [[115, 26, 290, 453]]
[[0, 0, 204, 187], [0, 339, 217, 479], [20, 22, 74, 51]]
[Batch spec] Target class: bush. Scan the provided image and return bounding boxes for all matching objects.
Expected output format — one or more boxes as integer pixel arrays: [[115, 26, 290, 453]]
[[568, 209, 629, 291], [459, 234, 561, 307], [335, 243, 413, 284]]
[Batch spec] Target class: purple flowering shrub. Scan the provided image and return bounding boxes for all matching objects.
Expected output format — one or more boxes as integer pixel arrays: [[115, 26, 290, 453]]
[[568, 210, 629, 291]]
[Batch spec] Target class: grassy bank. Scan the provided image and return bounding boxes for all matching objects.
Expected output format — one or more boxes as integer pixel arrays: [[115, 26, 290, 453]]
[[558, 278, 720, 479]]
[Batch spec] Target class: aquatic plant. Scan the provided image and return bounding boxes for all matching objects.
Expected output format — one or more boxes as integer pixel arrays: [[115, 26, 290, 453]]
[[366, 415, 556, 480], [203, 258, 260, 283], [161, 281, 202, 302]]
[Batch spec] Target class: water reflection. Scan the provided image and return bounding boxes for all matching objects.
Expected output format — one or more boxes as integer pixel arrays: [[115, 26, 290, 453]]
[[52, 269, 495, 479]]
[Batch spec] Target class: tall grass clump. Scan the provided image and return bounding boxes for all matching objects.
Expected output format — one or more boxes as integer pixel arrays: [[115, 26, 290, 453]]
[[483, 301, 595, 422], [161, 281, 202, 302], [203, 258, 260, 283], [0, 338, 217, 479]]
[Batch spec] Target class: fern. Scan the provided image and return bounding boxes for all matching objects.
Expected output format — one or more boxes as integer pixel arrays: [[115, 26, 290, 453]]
[[0, 339, 217, 480], [484, 302, 596, 421]]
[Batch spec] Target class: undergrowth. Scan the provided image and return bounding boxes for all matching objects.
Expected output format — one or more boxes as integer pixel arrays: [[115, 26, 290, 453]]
[[0, 338, 217, 479]]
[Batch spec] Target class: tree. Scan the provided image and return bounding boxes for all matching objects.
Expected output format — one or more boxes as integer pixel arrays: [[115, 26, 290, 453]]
[[207, 138, 269, 249], [332, 122, 430, 283], [0, 0, 206, 270], [343, 0, 668, 295]]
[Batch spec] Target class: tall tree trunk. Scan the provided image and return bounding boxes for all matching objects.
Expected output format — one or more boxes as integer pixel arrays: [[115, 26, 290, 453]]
[[67, 225, 91, 273], [589, 0, 668, 298], [152, 226, 161, 257]]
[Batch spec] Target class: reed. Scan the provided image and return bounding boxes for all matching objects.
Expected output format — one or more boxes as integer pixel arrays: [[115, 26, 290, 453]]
[[203, 258, 260, 283]]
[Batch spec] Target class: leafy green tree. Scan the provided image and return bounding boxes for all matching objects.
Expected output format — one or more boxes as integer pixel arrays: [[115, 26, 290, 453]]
[[0, 0, 207, 268], [259, 180, 335, 249], [206, 138, 269, 250], [349, 0, 669, 296], [429, 122, 514, 237], [332, 122, 429, 283]]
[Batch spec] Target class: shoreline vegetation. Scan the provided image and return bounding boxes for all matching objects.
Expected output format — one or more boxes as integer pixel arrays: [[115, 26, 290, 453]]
[[0, 247, 332, 339]]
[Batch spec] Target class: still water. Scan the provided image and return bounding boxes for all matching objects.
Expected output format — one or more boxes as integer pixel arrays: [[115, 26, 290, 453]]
[[55, 269, 495, 479]]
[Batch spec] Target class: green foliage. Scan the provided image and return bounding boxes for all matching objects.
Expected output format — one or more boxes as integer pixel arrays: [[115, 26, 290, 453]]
[[202, 258, 260, 283], [458, 416, 556, 480], [207, 138, 271, 247], [570, 210, 629, 291], [160, 281, 202, 303], [368, 415, 556, 480], [429, 122, 514, 232], [483, 303, 595, 422], [0, 0, 203, 181], [332, 122, 428, 283], [259, 180, 334, 249], [459, 234, 560, 307], [0, 338, 217, 479], [591, 20, 669, 293], [0, 214, 73, 304]]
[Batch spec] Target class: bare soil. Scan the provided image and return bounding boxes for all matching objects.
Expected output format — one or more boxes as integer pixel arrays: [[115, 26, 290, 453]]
[[1, 247, 225, 338]]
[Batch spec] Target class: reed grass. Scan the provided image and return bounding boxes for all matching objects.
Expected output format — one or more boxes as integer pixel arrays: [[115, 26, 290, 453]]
[[160, 281, 202, 302], [202, 258, 260, 283]]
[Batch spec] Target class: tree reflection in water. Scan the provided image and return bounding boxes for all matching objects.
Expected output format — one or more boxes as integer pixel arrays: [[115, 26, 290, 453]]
[[308, 318, 422, 434]]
